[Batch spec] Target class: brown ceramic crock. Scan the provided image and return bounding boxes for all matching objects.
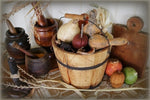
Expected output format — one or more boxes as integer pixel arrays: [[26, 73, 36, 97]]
[[5, 27, 30, 64], [34, 18, 58, 48], [25, 47, 51, 77]]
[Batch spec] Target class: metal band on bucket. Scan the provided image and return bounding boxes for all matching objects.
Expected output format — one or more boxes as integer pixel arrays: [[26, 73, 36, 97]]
[[56, 56, 109, 70]]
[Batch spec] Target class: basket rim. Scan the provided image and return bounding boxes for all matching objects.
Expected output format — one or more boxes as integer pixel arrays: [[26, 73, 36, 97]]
[[52, 34, 109, 56]]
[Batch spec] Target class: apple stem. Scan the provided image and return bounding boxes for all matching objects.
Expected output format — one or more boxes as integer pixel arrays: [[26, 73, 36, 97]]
[[80, 24, 84, 38]]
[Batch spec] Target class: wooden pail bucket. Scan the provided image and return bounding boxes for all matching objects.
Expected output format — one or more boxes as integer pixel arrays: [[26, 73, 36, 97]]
[[52, 33, 113, 89]]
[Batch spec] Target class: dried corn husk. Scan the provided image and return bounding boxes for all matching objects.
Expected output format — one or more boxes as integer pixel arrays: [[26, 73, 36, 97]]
[[96, 7, 113, 33]]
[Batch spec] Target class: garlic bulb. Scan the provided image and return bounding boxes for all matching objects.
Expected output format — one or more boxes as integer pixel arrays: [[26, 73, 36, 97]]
[[57, 19, 80, 42]]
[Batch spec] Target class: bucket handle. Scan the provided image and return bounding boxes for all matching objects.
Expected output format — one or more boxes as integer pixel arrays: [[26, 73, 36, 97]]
[[56, 14, 111, 70], [58, 14, 111, 54]]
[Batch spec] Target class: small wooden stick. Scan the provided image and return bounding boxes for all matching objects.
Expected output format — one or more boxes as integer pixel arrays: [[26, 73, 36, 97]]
[[80, 24, 84, 38]]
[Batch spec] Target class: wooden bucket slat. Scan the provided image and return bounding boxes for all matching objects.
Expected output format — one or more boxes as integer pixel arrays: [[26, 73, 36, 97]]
[[52, 34, 111, 89]]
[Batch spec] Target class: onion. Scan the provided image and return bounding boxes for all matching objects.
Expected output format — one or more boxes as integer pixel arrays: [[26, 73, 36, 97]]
[[57, 19, 80, 42]]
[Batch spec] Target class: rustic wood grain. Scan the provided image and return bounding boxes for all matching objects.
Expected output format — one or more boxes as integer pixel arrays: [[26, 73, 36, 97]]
[[111, 16, 148, 77]]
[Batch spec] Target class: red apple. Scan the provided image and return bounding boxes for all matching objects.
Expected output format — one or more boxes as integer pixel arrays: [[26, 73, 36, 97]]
[[105, 59, 122, 76], [72, 33, 88, 49]]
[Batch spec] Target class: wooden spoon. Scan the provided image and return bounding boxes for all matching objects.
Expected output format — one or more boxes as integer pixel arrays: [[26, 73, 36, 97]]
[[89, 34, 128, 49]]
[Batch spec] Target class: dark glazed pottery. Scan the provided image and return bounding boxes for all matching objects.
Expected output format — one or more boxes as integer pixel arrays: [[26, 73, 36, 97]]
[[25, 47, 51, 77], [5, 27, 30, 64]]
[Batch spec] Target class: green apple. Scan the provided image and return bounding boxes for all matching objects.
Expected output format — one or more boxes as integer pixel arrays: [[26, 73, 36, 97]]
[[123, 67, 138, 85]]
